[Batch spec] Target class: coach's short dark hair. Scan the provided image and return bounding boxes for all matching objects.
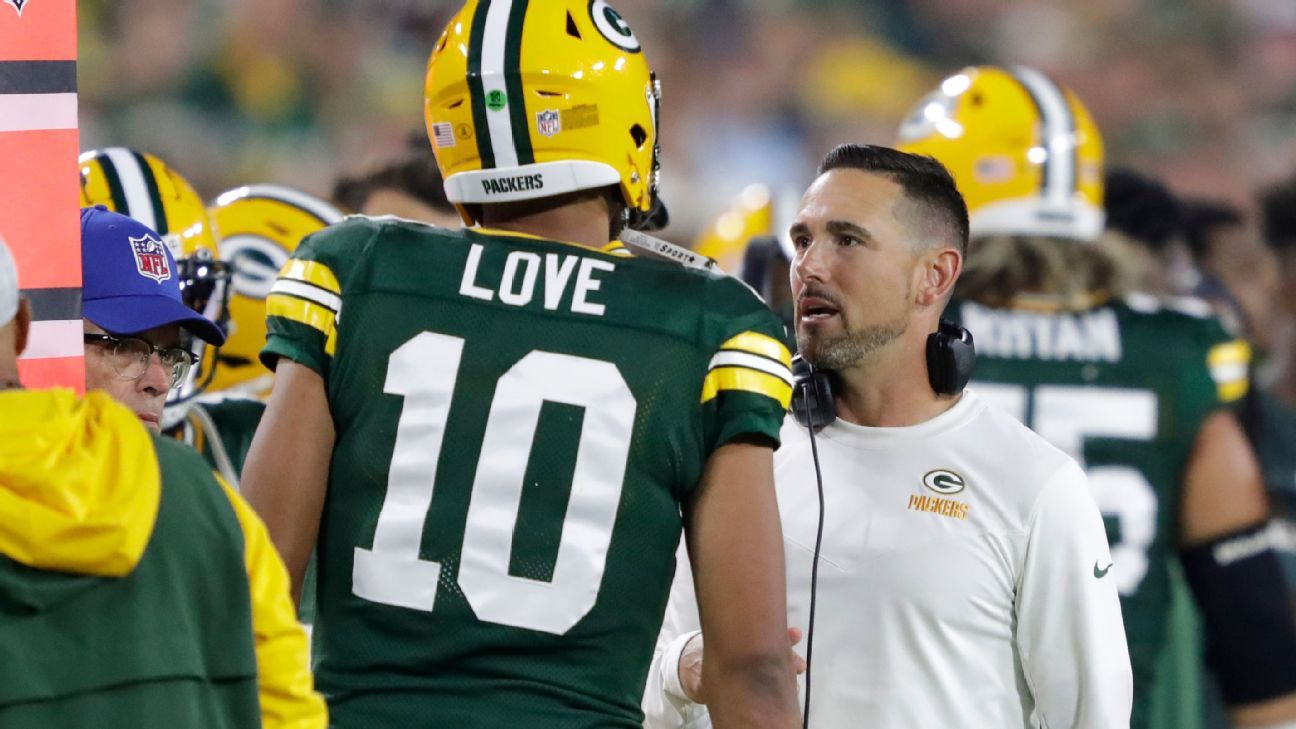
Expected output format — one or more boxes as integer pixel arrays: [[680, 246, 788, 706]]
[[817, 144, 970, 255]]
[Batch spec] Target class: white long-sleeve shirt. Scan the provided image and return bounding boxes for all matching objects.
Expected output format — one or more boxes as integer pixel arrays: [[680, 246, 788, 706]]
[[644, 389, 1132, 729]]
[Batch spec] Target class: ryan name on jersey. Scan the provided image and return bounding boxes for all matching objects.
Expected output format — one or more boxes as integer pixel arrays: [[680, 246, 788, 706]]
[[961, 302, 1121, 362], [458, 242, 616, 316]]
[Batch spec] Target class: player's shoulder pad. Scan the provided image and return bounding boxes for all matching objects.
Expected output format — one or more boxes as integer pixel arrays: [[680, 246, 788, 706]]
[[1121, 292, 1251, 400], [1121, 291, 1234, 342], [1122, 291, 1215, 321], [293, 214, 383, 261], [701, 265, 774, 317]]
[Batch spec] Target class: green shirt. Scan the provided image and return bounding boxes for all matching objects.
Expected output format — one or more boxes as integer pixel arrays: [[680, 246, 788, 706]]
[[262, 218, 793, 729]]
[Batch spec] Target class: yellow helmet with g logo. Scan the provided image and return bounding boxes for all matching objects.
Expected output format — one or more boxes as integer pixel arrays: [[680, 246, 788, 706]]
[[425, 0, 663, 228], [208, 184, 343, 397], [896, 66, 1105, 242], [79, 148, 222, 264], [79, 148, 231, 405]]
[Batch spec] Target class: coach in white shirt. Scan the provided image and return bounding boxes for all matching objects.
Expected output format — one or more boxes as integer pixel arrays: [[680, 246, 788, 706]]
[[643, 144, 1132, 729]]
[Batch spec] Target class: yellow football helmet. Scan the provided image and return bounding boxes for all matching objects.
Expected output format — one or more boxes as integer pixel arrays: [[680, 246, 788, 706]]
[[79, 148, 231, 405], [896, 66, 1105, 242], [208, 184, 343, 397], [424, 0, 662, 228]]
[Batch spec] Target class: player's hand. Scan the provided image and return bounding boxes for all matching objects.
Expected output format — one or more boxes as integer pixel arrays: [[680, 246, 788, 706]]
[[679, 627, 807, 704]]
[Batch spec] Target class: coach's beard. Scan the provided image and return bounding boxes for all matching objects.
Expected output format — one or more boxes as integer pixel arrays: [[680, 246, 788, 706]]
[[798, 309, 910, 371]]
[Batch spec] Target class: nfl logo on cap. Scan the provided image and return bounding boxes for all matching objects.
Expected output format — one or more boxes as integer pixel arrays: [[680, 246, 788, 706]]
[[536, 109, 561, 138], [130, 235, 172, 283]]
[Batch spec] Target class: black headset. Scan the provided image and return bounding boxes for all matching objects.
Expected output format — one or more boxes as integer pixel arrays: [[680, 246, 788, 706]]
[[792, 319, 974, 728], [791, 319, 975, 428]]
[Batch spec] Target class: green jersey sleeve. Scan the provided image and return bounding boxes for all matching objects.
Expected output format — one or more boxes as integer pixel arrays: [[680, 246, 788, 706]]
[[260, 217, 380, 379], [697, 276, 794, 453], [1173, 310, 1252, 423]]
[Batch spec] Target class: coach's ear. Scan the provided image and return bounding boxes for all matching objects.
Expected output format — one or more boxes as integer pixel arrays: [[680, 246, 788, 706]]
[[14, 298, 30, 358], [914, 246, 962, 308]]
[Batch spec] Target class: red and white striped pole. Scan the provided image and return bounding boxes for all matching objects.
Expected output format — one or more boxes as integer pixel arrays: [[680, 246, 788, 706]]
[[0, 0, 83, 390]]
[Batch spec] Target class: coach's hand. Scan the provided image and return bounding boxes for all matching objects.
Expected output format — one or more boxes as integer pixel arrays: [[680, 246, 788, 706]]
[[680, 627, 807, 704]]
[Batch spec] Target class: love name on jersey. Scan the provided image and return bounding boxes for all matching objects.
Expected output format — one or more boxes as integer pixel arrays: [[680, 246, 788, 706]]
[[459, 243, 615, 316], [961, 303, 1122, 362]]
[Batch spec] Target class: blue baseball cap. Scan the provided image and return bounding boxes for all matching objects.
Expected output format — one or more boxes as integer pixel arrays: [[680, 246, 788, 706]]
[[81, 206, 225, 345]]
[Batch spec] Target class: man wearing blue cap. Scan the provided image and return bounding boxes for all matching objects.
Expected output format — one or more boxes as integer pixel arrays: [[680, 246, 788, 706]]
[[80, 205, 225, 430]]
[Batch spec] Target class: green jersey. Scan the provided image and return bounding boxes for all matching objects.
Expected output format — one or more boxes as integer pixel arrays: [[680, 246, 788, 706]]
[[948, 294, 1249, 729], [262, 218, 793, 729]]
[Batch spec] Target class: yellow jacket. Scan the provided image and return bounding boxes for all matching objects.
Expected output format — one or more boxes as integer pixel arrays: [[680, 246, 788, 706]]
[[0, 389, 326, 729]]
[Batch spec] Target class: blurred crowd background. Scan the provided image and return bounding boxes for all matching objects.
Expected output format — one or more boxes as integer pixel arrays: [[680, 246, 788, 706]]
[[78, 0, 1296, 237], [76, 0, 1296, 396]]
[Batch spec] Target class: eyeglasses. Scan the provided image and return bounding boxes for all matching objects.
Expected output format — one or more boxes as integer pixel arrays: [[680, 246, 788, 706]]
[[83, 333, 199, 389]]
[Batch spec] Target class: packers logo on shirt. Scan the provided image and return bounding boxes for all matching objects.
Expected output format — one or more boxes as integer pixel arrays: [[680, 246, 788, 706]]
[[922, 469, 966, 495]]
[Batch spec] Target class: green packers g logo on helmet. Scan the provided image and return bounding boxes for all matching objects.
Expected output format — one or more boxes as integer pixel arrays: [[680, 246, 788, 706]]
[[590, 0, 640, 52]]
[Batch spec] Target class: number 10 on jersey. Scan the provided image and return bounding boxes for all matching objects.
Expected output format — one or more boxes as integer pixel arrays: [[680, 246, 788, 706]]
[[353, 331, 638, 635]]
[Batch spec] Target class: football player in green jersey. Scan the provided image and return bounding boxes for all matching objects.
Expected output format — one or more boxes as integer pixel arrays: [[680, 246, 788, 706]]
[[241, 2, 801, 728], [899, 65, 1296, 729]]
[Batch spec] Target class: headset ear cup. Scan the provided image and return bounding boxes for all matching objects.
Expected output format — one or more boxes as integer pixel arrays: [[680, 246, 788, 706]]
[[926, 320, 976, 395], [791, 356, 837, 428], [949, 323, 975, 392]]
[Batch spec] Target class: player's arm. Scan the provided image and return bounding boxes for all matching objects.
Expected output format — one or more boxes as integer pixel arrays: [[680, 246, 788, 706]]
[[216, 474, 328, 729], [1178, 409, 1296, 725], [684, 438, 800, 729], [242, 361, 334, 602], [241, 229, 351, 602], [1016, 460, 1133, 729]]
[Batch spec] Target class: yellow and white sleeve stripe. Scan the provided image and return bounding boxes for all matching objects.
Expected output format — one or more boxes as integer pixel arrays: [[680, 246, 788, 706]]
[[1207, 339, 1251, 403], [700, 332, 794, 409], [267, 260, 342, 356]]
